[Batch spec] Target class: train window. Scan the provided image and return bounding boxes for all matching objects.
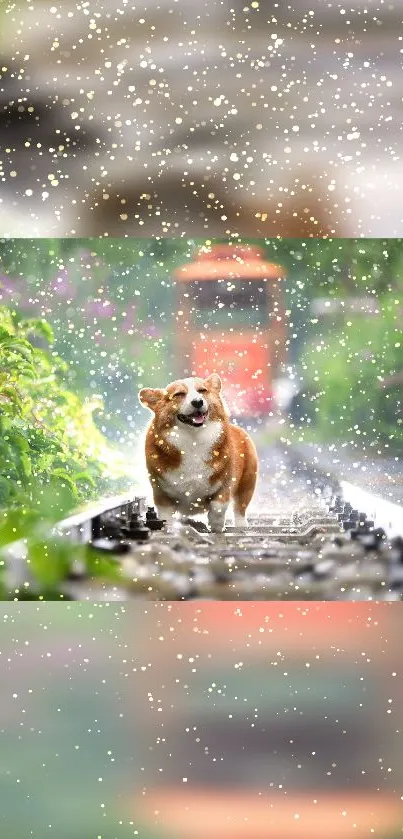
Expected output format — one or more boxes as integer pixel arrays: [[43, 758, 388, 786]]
[[186, 279, 270, 327]]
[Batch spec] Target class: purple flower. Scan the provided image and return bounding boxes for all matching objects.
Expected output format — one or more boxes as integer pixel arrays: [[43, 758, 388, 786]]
[[145, 324, 160, 337], [0, 276, 20, 302], [51, 274, 76, 298], [84, 300, 117, 318]]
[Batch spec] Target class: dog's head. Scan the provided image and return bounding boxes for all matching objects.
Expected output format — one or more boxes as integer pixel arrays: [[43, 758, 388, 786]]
[[139, 374, 227, 428]]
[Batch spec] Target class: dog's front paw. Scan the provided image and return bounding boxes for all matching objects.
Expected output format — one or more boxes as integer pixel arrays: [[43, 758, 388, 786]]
[[208, 514, 227, 534], [209, 523, 226, 534], [208, 501, 228, 534], [156, 507, 177, 529]]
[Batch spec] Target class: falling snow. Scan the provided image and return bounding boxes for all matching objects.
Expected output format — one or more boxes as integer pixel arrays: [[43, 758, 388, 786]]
[[0, 3, 403, 836]]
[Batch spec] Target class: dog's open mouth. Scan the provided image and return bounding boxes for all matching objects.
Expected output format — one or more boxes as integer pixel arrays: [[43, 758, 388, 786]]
[[178, 411, 207, 427]]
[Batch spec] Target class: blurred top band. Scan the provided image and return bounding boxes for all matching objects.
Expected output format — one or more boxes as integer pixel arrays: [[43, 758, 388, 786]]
[[0, 0, 402, 237]]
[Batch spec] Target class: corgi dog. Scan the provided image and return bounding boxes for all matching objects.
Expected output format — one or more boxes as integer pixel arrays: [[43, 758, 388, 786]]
[[138, 374, 258, 532]]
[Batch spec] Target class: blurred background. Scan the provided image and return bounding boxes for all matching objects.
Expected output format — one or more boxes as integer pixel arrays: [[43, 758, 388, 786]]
[[0, 601, 402, 838], [1, 236, 402, 446], [0, 0, 403, 237]]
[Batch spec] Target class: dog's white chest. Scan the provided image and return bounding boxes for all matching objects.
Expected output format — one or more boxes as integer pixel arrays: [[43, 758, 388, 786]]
[[160, 421, 223, 504]]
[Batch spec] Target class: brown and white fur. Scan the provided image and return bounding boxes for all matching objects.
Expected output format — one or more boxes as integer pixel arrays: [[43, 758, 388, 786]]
[[138, 374, 258, 532]]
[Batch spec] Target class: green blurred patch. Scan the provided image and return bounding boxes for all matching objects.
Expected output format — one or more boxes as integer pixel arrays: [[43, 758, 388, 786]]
[[298, 293, 403, 453]]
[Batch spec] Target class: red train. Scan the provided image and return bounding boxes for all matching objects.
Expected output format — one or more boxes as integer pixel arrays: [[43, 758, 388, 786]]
[[172, 243, 288, 418]]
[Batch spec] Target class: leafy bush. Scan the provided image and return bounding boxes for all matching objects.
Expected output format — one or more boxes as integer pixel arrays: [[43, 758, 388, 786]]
[[0, 305, 132, 506], [0, 303, 137, 598]]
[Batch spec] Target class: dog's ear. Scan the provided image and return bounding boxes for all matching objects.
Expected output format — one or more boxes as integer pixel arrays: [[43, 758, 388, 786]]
[[205, 373, 222, 392], [139, 388, 164, 411]]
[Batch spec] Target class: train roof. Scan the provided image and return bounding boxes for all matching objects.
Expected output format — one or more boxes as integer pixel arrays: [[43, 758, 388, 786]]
[[173, 243, 286, 281]]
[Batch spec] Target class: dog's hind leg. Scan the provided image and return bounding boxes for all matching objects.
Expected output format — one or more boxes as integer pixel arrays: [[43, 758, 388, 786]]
[[232, 440, 259, 526]]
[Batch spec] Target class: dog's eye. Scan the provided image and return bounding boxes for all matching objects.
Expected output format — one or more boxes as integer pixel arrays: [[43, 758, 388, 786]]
[[173, 391, 186, 398], [198, 388, 208, 394]]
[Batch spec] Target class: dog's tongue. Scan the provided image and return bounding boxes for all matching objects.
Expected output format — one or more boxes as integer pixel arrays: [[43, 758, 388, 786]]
[[192, 413, 205, 425]]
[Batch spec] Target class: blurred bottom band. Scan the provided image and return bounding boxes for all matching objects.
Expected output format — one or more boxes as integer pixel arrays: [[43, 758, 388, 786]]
[[0, 602, 402, 839]]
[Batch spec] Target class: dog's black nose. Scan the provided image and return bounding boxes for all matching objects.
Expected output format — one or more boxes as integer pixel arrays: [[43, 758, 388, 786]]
[[191, 398, 204, 410]]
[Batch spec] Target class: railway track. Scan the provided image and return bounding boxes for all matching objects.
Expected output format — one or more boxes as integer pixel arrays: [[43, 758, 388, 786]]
[[4, 442, 402, 602]]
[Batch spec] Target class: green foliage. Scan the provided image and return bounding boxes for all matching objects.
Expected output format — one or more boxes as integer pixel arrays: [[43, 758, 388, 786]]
[[0, 477, 132, 600], [0, 304, 130, 506], [0, 239, 189, 417], [300, 293, 403, 451], [0, 303, 135, 598], [260, 238, 403, 296]]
